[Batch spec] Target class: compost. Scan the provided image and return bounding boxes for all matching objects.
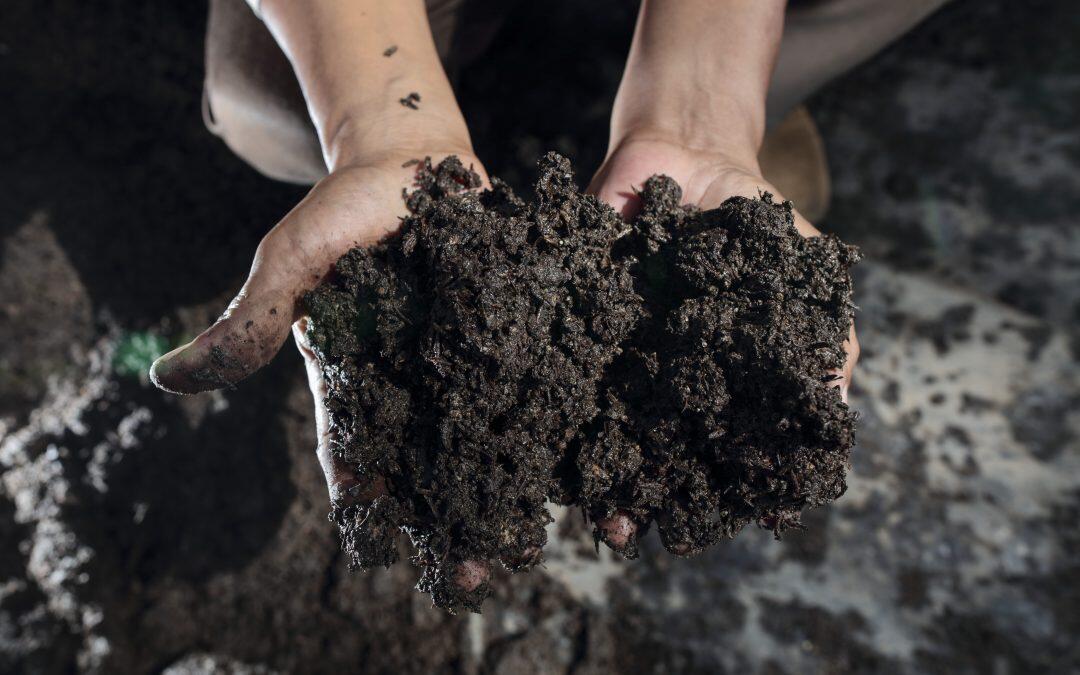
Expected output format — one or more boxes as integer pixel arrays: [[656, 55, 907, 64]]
[[304, 153, 859, 611]]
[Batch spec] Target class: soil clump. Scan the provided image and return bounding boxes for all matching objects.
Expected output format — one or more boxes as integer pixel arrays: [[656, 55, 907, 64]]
[[304, 153, 859, 611]]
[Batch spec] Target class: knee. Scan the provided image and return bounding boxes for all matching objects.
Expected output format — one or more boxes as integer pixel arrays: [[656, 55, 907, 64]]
[[202, 79, 327, 185], [204, 0, 326, 184]]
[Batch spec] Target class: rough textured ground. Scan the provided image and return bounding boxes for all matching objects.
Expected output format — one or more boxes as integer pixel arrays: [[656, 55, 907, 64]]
[[305, 155, 856, 610], [1, 0, 1078, 673]]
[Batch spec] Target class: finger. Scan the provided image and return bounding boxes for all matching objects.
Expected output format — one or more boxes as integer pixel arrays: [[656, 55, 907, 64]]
[[595, 184, 643, 221], [840, 323, 860, 403], [149, 157, 488, 395], [596, 510, 639, 557], [790, 208, 822, 239], [453, 559, 491, 592], [296, 318, 407, 572], [828, 323, 860, 403], [149, 169, 396, 395], [150, 227, 323, 394], [297, 319, 486, 592], [293, 319, 370, 500], [741, 180, 822, 239]]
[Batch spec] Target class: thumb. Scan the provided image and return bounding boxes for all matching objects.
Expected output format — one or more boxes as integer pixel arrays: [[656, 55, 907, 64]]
[[150, 166, 403, 395], [149, 228, 316, 394], [149, 158, 472, 394]]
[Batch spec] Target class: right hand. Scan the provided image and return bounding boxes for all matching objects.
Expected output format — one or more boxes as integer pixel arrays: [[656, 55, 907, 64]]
[[587, 136, 860, 554], [150, 149, 486, 397], [151, 146, 494, 592]]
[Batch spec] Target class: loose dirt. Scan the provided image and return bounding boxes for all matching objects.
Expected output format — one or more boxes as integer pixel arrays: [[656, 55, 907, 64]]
[[304, 153, 859, 611]]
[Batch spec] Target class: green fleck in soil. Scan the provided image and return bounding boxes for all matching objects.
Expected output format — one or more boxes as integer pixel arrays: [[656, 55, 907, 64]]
[[113, 331, 170, 379], [304, 153, 860, 612]]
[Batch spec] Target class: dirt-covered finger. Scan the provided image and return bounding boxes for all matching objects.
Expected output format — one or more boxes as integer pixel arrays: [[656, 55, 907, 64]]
[[418, 558, 493, 613], [149, 172, 384, 395], [841, 323, 860, 402], [149, 228, 318, 395], [149, 286, 295, 394], [295, 319, 401, 569], [595, 510, 639, 558], [587, 166, 644, 220], [295, 320, 364, 500]]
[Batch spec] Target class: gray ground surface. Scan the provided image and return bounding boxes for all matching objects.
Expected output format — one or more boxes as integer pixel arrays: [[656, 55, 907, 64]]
[[2, 0, 1077, 673]]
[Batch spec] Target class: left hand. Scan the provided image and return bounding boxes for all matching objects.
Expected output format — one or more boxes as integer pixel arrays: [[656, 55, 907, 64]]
[[586, 135, 859, 553], [588, 135, 859, 399]]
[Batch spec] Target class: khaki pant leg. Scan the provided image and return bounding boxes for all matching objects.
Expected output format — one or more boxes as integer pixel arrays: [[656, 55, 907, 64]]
[[767, 0, 953, 126]]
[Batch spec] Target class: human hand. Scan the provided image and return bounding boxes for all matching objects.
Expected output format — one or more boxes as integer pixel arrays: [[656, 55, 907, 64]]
[[587, 135, 860, 551], [590, 136, 859, 397], [151, 146, 494, 594]]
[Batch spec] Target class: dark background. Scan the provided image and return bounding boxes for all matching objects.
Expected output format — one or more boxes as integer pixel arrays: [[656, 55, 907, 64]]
[[1, 1, 1078, 673]]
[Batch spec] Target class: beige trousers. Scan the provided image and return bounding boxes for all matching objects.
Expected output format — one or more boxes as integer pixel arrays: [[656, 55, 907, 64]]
[[205, 0, 951, 185]]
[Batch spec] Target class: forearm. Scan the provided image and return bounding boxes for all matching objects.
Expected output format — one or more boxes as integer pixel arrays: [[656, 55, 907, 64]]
[[256, 0, 472, 170], [611, 0, 786, 166]]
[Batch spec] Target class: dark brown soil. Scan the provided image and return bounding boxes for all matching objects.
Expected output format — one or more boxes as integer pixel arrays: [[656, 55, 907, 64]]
[[304, 153, 859, 612]]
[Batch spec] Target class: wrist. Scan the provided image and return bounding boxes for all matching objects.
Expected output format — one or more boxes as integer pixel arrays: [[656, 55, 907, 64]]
[[608, 0, 784, 171], [608, 93, 764, 172], [609, 37, 768, 168], [322, 105, 475, 173], [258, 0, 474, 172]]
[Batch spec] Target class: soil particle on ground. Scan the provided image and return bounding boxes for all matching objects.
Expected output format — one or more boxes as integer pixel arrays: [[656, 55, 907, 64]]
[[304, 153, 860, 612], [399, 92, 421, 109]]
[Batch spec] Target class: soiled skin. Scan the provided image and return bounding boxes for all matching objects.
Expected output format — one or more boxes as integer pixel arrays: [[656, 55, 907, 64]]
[[304, 154, 859, 611]]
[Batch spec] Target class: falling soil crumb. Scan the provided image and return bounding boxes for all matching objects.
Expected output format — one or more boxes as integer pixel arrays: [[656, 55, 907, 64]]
[[383, 45, 398, 57], [304, 153, 860, 612], [399, 92, 421, 110]]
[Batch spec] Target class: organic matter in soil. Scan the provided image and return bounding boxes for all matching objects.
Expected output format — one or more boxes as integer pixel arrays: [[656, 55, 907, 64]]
[[304, 153, 859, 612]]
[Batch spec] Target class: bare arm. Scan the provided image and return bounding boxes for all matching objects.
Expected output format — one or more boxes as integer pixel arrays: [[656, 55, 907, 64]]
[[589, 1, 859, 552], [591, 0, 801, 229], [257, 0, 474, 170], [608, 0, 785, 170]]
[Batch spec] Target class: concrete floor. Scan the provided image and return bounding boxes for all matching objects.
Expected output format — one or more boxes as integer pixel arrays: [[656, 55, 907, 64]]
[[1, 0, 1077, 673]]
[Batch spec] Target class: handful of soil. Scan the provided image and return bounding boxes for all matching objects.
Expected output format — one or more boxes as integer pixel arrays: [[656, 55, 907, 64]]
[[304, 153, 859, 612]]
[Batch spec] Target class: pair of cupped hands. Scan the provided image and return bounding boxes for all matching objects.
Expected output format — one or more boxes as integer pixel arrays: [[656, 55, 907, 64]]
[[150, 133, 859, 593]]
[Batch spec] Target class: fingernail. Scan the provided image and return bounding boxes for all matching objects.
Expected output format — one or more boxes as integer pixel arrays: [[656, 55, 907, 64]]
[[148, 337, 242, 394], [148, 343, 194, 393]]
